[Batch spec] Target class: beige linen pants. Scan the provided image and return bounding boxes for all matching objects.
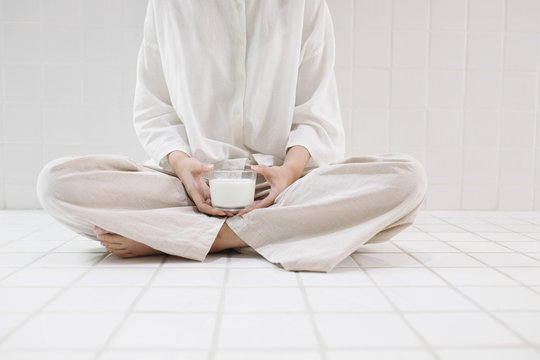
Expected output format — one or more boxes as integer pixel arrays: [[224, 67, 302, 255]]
[[36, 153, 427, 272]]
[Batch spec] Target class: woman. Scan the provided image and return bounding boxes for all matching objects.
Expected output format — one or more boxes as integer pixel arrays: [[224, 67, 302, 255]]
[[36, 0, 427, 272]]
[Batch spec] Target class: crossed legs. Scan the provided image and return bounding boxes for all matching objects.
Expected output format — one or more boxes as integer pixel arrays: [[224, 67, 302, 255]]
[[37, 153, 427, 271], [94, 222, 248, 258], [36, 154, 250, 261]]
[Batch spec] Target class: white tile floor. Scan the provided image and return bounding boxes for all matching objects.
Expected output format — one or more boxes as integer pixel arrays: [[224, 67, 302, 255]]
[[0, 210, 539, 360]]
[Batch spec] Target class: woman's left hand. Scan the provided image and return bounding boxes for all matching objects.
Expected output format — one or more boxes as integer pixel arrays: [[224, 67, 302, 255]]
[[236, 164, 300, 216]]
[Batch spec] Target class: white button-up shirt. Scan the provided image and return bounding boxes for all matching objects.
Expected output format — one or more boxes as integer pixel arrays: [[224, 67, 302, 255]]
[[133, 0, 345, 172]]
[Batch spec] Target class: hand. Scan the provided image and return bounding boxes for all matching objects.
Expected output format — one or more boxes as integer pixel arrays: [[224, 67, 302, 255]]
[[237, 164, 300, 216], [170, 155, 235, 217]]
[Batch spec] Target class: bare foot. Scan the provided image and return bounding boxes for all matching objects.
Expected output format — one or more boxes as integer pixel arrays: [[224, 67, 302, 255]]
[[93, 225, 163, 258]]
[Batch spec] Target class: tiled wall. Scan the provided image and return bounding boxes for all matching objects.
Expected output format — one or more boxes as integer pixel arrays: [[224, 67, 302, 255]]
[[329, 0, 540, 211], [0, 0, 539, 210], [0, 0, 149, 209]]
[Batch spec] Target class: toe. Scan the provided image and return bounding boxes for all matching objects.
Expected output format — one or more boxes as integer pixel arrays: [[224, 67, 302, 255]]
[[106, 247, 130, 257], [104, 242, 127, 251], [99, 233, 124, 245], [114, 251, 135, 258], [93, 225, 109, 236]]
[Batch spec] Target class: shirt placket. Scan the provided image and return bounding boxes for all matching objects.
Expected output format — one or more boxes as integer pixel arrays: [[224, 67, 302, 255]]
[[233, 0, 247, 146]]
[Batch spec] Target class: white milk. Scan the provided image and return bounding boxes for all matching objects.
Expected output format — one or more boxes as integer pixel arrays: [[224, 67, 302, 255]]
[[209, 178, 256, 209]]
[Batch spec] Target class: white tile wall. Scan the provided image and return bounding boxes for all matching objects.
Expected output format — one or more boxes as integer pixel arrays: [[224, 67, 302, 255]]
[[0, 0, 539, 210]]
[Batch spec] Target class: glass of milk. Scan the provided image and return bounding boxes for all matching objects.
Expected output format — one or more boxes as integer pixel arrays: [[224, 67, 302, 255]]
[[208, 170, 257, 211]]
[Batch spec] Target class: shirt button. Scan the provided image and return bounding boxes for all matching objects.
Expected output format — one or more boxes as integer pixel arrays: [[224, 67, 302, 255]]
[[236, 74, 244, 81], [237, 39, 244, 46], [233, 108, 241, 115]]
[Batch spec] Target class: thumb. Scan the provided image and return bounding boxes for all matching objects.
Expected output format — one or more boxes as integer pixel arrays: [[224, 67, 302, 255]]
[[251, 164, 271, 176], [251, 164, 265, 172], [198, 162, 213, 173]]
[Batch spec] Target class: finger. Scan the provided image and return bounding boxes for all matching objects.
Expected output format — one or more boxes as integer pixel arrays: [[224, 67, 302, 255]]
[[188, 187, 226, 216], [189, 182, 212, 206], [193, 163, 214, 174], [237, 208, 252, 216], [188, 187, 207, 207], [249, 194, 277, 211], [197, 202, 227, 216], [251, 165, 277, 187], [250, 164, 269, 176], [201, 181, 212, 200], [237, 194, 276, 215], [237, 200, 259, 215]]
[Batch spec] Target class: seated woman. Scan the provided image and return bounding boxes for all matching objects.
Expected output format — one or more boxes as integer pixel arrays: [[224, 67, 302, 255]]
[[36, 0, 427, 273]]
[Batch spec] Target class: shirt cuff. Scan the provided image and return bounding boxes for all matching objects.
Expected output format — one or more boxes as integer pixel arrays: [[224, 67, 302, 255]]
[[155, 144, 192, 171], [286, 125, 322, 168]]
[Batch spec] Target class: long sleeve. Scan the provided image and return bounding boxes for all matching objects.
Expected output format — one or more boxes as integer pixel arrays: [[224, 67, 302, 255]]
[[286, 0, 346, 168], [132, 0, 191, 170]]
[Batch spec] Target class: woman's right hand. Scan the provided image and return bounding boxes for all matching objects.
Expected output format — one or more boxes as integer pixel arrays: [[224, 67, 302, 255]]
[[168, 151, 232, 217]]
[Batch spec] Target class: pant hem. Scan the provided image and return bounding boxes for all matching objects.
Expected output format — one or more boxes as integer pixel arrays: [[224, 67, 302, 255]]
[[175, 216, 227, 262]]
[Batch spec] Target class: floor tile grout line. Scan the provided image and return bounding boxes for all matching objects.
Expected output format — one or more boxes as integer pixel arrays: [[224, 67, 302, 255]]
[[207, 249, 232, 360], [391, 241, 538, 350], [2, 211, 540, 355], [429, 215, 540, 295], [1, 283, 539, 289], [4, 262, 540, 271], [296, 271, 329, 360], [472, 211, 540, 226], [6, 248, 540, 256], [1, 249, 111, 254], [0, 344, 537, 352], [466, 213, 540, 229], [0, 221, 65, 249], [92, 254, 168, 360], [430, 214, 540, 250], [0, 233, 88, 283], [513, 216, 540, 227], [4, 309, 540, 315], [350, 258, 441, 360], [410, 213, 540, 227], [480, 217, 540, 242], [429, 214, 540, 282], [0, 252, 109, 346], [390, 248, 540, 256]]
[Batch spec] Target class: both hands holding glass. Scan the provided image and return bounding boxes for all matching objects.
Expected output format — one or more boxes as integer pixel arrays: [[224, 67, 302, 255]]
[[167, 147, 310, 217]]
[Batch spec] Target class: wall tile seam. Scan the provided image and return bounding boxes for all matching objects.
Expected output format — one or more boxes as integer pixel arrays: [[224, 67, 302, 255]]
[[422, 0, 432, 209], [458, 0, 472, 210], [353, 29, 540, 34], [494, 0, 508, 210], [1, 21, 5, 208], [349, 0, 356, 160], [0, 21, 142, 29], [388, 0, 395, 159], [349, 67, 538, 72], [531, 29, 540, 210]]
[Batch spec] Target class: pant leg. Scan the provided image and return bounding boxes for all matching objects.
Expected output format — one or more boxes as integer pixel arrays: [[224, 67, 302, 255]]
[[226, 153, 428, 273], [36, 154, 226, 261]]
